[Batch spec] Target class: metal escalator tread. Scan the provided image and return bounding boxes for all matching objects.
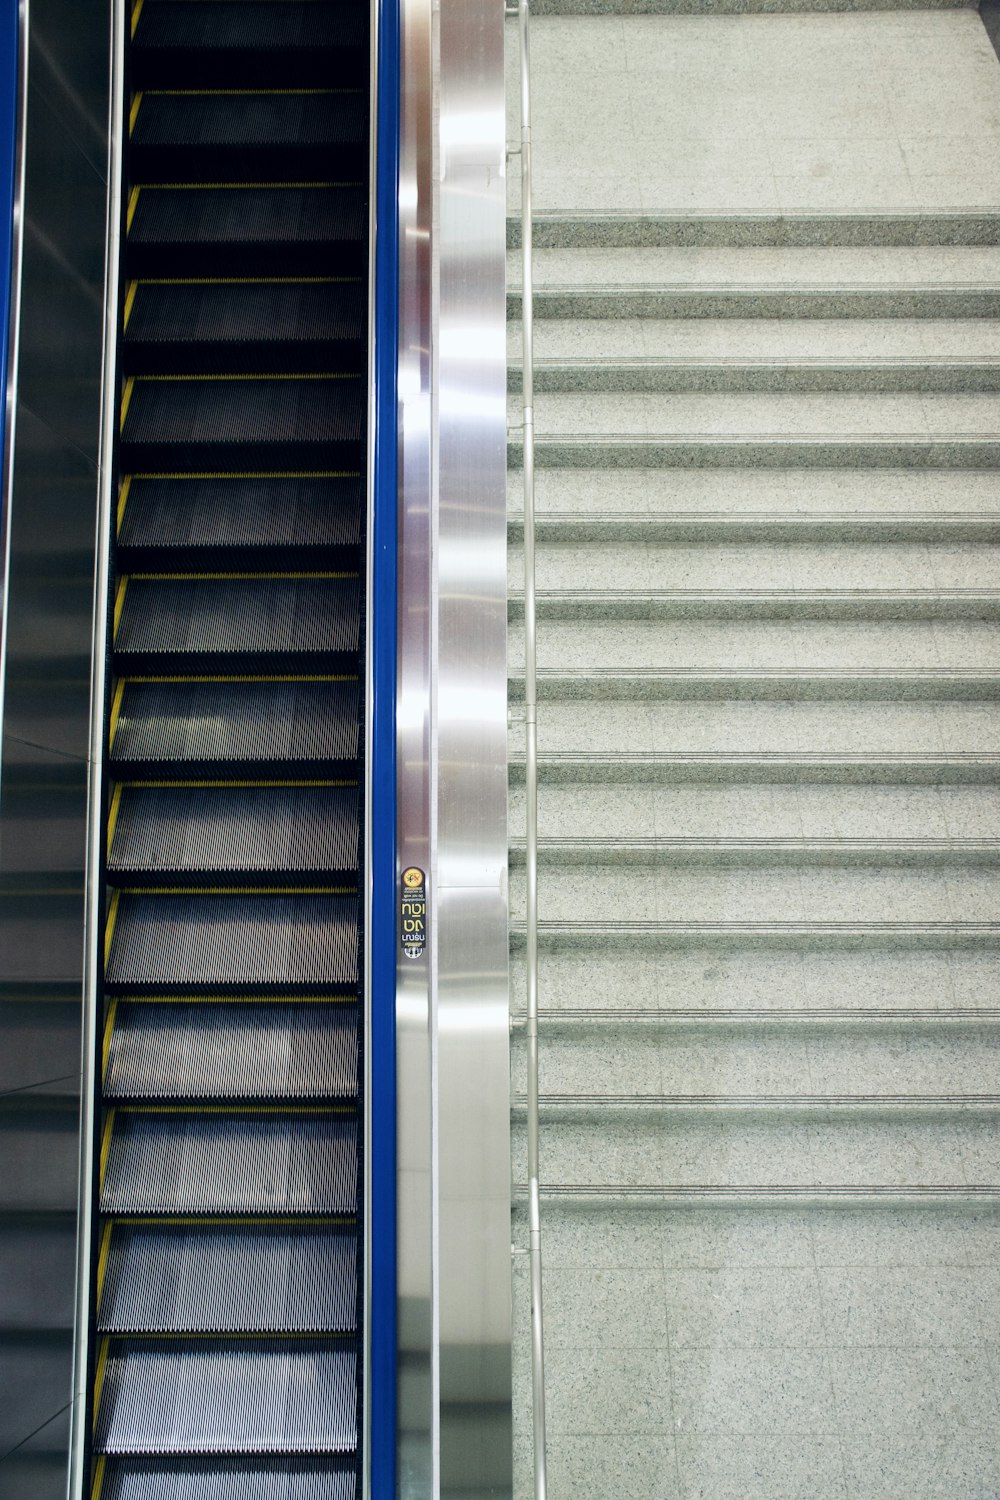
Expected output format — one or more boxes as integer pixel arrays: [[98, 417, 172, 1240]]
[[127, 186, 368, 279], [99, 1227, 358, 1334], [120, 376, 365, 471], [110, 681, 360, 779], [114, 577, 360, 674], [95, 1341, 357, 1454], [106, 894, 359, 995], [124, 281, 366, 377], [104, 1003, 358, 1102], [133, 2, 367, 90], [101, 1114, 358, 1217], [117, 476, 363, 572], [109, 786, 360, 884], [130, 93, 367, 184], [100, 1459, 356, 1500]]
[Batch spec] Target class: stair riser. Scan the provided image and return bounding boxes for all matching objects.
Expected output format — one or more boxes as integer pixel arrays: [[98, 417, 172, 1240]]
[[509, 213, 1000, 250], [513, 364, 1000, 394], [511, 291, 1000, 319]]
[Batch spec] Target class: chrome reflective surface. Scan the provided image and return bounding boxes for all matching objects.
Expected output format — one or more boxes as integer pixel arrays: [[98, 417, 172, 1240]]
[[397, 0, 512, 1487], [436, 0, 512, 1491], [397, 0, 435, 1489], [0, 2, 112, 1496]]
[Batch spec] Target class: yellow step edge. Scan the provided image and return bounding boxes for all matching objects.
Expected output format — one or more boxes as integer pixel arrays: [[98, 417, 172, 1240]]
[[132, 372, 360, 382], [114, 886, 356, 896], [119, 378, 134, 430], [106, 785, 123, 859], [146, 88, 362, 97], [124, 470, 360, 480], [121, 786, 358, 798], [122, 674, 356, 683], [130, 0, 144, 37], [108, 1214, 355, 1227], [136, 180, 360, 190], [126, 185, 140, 232], [128, 571, 356, 581], [112, 577, 127, 636], [129, 91, 142, 136], [108, 680, 125, 751], [98, 1111, 115, 1195], [104, 891, 120, 968], [115, 1104, 354, 1116], [90, 1453, 106, 1500], [101, 999, 119, 1084], [116, 475, 132, 535], [91, 1336, 110, 1435], [95, 1222, 113, 1313], [135, 276, 358, 286], [108, 994, 356, 1005], [122, 280, 137, 332]]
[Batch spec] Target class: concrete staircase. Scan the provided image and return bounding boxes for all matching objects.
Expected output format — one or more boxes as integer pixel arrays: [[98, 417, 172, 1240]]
[[507, 9, 1000, 1497]]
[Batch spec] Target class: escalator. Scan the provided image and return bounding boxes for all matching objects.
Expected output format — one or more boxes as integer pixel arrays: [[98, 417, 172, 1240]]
[[85, 3, 371, 1494]]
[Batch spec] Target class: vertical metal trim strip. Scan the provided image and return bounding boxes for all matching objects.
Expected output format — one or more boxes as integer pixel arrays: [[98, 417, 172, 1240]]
[[396, 0, 435, 1489], [67, 1, 126, 1494], [367, 0, 400, 1495], [0, 0, 30, 766]]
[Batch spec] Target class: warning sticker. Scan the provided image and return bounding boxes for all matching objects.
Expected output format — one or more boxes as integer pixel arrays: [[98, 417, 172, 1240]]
[[400, 866, 427, 959]]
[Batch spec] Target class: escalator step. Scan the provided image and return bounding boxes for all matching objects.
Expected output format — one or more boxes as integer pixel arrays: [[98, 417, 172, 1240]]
[[120, 376, 365, 471], [100, 1459, 355, 1500], [106, 893, 359, 994], [109, 786, 360, 885], [124, 281, 367, 376], [95, 1341, 357, 1454], [114, 577, 361, 674], [117, 475, 362, 573], [101, 1113, 358, 1217], [110, 681, 360, 779], [99, 1226, 357, 1334], [130, 92, 368, 184], [104, 1003, 358, 1102], [132, 1, 367, 90], [126, 186, 368, 279]]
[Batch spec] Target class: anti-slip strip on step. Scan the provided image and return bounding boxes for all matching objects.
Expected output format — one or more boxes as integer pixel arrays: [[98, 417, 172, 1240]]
[[117, 475, 363, 571], [101, 1114, 358, 1217], [507, 210, 1000, 250], [114, 577, 360, 674], [511, 920, 1000, 951], [108, 785, 360, 883], [104, 1002, 358, 1102], [111, 681, 360, 777], [124, 282, 367, 376], [507, 512, 1000, 544], [98, 1226, 358, 1335], [99, 1458, 356, 1500], [106, 893, 359, 993], [94, 1341, 357, 1455], [513, 287, 1000, 319], [515, 358, 1000, 395], [513, 1092, 1000, 1115], [127, 187, 367, 280], [521, 1184, 1000, 1205], [508, 750, 1000, 784], [508, 837, 1000, 868], [510, 436, 1000, 469], [509, 669, 1000, 702], [513, 1007, 1000, 1028], [508, 588, 1000, 621]]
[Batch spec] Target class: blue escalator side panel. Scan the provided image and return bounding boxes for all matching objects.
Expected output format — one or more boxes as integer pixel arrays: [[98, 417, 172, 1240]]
[[370, 0, 400, 1492]]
